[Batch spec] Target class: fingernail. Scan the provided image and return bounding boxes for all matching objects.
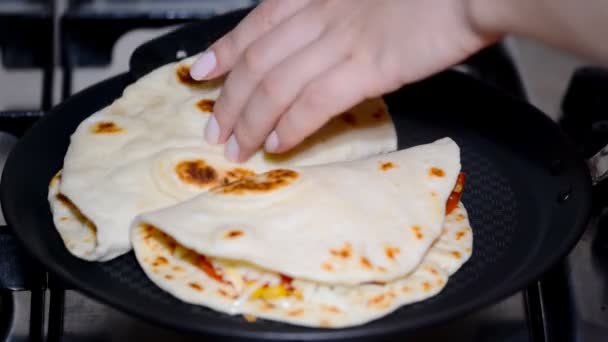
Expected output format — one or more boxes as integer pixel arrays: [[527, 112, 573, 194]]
[[225, 134, 240, 162], [265, 131, 280, 152], [204, 116, 220, 144], [189, 51, 216, 80]]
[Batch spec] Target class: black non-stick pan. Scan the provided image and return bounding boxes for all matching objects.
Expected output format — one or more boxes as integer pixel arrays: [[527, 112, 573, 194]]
[[0, 8, 599, 341]]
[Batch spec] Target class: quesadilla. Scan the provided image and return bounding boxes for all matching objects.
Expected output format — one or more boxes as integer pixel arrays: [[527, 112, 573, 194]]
[[48, 55, 397, 261], [131, 138, 472, 327]]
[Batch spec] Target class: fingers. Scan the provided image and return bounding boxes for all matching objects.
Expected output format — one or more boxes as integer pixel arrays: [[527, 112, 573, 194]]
[[266, 57, 374, 154], [190, 0, 310, 80], [229, 30, 353, 160], [212, 6, 326, 145]]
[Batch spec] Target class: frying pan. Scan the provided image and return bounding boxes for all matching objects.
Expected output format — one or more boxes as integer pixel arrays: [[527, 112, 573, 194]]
[[0, 8, 601, 341]]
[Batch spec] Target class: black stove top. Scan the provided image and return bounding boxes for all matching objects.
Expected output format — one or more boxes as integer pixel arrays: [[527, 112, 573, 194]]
[[0, 2, 607, 341]]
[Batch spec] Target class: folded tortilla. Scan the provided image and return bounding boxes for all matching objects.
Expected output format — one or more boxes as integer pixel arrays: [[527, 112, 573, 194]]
[[131, 200, 472, 328], [49, 55, 397, 261], [133, 138, 461, 285]]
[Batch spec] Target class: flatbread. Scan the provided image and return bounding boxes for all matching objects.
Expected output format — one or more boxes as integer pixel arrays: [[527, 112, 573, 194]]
[[133, 138, 461, 285], [50, 55, 397, 261], [131, 202, 472, 328]]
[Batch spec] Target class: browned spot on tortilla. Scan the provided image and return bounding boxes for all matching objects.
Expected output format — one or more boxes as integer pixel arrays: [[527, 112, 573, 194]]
[[59, 217, 69, 222], [456, 213, 466, 221], [385, 246, 400, 260], [411, 225, 423, 240], [402, 286, 412, 293], [379, 161, 396, 171], [164, 274, 174, 280], [425, 267, 439, 275], [196, 99, 215, 112], [321, 305, 342, 314], [340, 112, 357, 126], [224, 229, 244, 239], [366, 281, 386, 286], [243, 314, 257, 323], [91, 121, 123, 134], [175, 64, 212, 87], [437, 279, 445, 286], [172, 266, 185, 272], [367, 294, 386, 306], [50, 171, 62, 187], [55, 194, 97, 233], [175, 160, 218, 187], [188, 282, 204, 291], [451, 251, 462, 259], [216, 169, 298, 195], [429, 167, 445, 177], [321, 262, 333, 271], [218, 288, 238, 300], [372, 109, 385, 119], [455, 230, 467, 240], [287, 308, 305, 317], [360, 257, 372, 269], [330, 243, 352, 259], [152, 256, 168, 267], [320, 319, 332, 328], [431, 191, 438, 198], [422, 282, 432, 292], [260, 302, 276, 311], [225, 168, 256, 180]]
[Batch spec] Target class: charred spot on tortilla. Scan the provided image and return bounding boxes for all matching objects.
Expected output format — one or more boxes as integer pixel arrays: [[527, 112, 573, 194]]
[[196, 99, 215, 112], [319, 319, 333, 328], [456, 213, 466, 221], [49, 170, 62, 187], [224, 229, 244, 239], [340, 112, 357, 126], [188, 282, 204, 292], [321, 305, 342, 314], [372, 109, 385, 120], [451, 251, 462, 259], [321, 261, 334, 271], [175, 160, 218, 187], [422, 282, 432, 292], [379, 161, 396, 171], [360, 256, 372, 269], [164, 274, 174, 280], [429, 167, 445, 177], [287, 308, 305, 317], [243, 314, 257, 323], [425, 266, 439, 275], [55, 194, 97, 233], [411, 225, 423, 240], [222, 168, 256, 184], [384, 246, 400, 260], [215, 169, 298, 195], [330, 243, 352, 259], [152, 256, 168, 267], [91, 121, 123, 134], [455, 230, 467, 240], [175, 65, 201, 85]]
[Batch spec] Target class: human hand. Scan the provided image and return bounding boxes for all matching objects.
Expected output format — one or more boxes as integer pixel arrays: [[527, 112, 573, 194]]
[[190, 0, 498, 162]]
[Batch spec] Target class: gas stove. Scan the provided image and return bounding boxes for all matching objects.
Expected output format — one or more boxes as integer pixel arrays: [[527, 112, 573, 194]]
[[0, 1, 607, 341]]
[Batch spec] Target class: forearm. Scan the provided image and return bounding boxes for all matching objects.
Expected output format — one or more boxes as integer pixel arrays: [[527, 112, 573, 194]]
[[467, 0, 608, 63]]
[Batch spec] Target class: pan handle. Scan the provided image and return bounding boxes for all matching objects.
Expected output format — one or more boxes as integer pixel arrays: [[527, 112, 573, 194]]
[[588, 143, 608, 185]]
